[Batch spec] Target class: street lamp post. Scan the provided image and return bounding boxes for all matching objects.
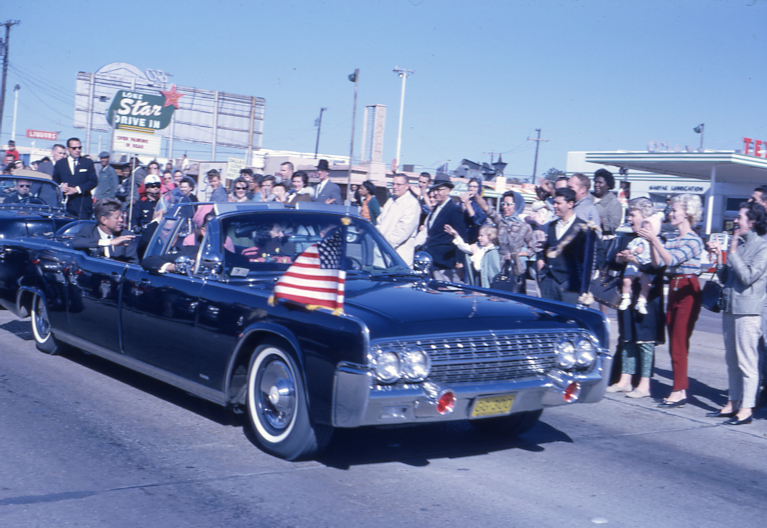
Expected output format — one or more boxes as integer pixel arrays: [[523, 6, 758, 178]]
[[11, 84, 19, 142], [314, 107, 326, 159], [694, 123, 705, 151], [393, 67, 414, 171], [347, 70, 359, 205]]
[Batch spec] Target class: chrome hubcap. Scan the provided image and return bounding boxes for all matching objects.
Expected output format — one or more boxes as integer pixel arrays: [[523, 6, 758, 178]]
[[258, 358, 296, 431], [35, 298, 50, 339]]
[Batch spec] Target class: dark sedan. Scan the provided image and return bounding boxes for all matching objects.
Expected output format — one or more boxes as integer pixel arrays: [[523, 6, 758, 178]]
[[0, 174, 78, 315]]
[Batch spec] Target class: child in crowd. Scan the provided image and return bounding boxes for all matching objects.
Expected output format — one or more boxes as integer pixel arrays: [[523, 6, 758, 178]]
[[444, 223, 500, 288], [619, 213, 661, 314]]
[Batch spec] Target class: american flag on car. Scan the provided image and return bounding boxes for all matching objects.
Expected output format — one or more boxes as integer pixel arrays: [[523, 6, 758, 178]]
[[271, 226, 346, 314]]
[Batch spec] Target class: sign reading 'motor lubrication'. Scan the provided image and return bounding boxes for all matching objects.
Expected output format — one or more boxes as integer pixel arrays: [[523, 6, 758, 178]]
[[107, 85, 184, 132]]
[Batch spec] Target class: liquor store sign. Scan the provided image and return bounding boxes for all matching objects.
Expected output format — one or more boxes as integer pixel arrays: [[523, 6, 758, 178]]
[[106, 85, 183, 132]]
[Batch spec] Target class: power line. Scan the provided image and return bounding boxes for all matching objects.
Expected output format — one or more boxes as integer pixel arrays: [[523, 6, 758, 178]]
[[21, 79, 72, 120], [9, 63, 72, 103]]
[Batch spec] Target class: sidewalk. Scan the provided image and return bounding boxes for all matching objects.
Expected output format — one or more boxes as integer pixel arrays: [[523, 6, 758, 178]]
[[602, 304, 767, 434]]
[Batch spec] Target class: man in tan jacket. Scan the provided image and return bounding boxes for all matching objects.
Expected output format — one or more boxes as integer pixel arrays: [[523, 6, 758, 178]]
[[377, 174, 421, 266]]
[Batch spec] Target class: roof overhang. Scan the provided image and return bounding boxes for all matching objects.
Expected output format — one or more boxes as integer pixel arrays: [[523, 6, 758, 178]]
[[585, 151, 767, 184]]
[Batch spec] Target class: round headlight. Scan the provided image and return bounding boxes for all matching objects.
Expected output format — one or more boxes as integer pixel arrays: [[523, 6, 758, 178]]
[[556, 339, 576, 369], [574, 337, 596, 367], [401, 346, 431, 382], [372, 348, 401, 383]]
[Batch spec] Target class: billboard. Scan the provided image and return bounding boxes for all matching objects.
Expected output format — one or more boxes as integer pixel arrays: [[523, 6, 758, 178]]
[[74, 62, 265, 159]]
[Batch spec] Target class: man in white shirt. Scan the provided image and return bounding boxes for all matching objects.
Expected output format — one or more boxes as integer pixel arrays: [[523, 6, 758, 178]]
[[377, 174, 421, 265], [536, 187, 588, 304], [51, 137, 98, 219], [72, 199, 138, 263]]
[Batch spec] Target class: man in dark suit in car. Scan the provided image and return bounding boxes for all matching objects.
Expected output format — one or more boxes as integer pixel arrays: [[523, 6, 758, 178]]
[[536, 187, 588, 304], [73, 198, 138, 263], [4, 178, 34, 203], [52, 137, 98, 219]]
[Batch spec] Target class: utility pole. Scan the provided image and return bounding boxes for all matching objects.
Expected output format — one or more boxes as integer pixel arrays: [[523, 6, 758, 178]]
[[483, 151, 497, 164], [527, 128, 548, 184], [393, 67, 414, 171], [0, 20, 21, 141], [314, 107, 326, 159]]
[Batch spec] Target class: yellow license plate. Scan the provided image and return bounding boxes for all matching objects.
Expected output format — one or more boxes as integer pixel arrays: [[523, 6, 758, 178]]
[[471, 394, 515, 418]]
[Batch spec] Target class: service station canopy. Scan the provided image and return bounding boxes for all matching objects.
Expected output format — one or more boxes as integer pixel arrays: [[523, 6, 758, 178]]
[[585, 151, 767, 184], [585, 150, 767, 234]]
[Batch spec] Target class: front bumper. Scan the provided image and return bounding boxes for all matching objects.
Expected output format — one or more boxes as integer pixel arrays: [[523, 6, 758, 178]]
[[332, 350, 612, 428]]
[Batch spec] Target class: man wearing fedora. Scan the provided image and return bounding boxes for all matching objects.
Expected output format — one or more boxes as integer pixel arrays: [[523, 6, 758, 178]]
[[421, 174, 467, 282], [95, 151, 119, 200], [313, 159, 342, 205]]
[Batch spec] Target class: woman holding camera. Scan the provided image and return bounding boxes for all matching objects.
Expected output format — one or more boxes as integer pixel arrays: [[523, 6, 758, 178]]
[[707, 201, 767, 425]]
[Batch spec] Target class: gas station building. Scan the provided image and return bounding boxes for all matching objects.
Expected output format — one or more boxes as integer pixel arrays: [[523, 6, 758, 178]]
[[567, 150, 767, 234]]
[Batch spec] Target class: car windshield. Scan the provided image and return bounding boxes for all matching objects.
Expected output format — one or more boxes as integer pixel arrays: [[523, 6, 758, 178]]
[[217, 212, 410, 277], [0, 175, 63, 208]]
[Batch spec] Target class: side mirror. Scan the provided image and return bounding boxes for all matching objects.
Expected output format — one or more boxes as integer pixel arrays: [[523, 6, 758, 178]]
[[199, 250, 223, 274], [413, 251, 432, 277], [174, 255, 195, 277]]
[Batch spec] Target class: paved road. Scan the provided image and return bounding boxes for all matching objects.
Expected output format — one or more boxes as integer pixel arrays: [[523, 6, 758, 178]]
[[1, 307, 765, 528]]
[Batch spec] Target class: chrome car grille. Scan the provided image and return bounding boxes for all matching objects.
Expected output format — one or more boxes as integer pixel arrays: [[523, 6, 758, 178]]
[[374, 330, 591, 385]]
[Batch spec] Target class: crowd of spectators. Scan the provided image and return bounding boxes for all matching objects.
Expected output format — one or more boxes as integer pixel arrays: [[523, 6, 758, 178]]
[[6, 135, 767, 422]]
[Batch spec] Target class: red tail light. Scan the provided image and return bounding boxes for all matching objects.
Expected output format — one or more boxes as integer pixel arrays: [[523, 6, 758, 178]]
[[436, 391, 455, 414], [564, 382, 581, 403]]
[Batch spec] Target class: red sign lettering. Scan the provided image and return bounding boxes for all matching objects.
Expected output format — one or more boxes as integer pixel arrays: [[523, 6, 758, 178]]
[[742, 137, 767, 158], [26, 129, 58, 141]]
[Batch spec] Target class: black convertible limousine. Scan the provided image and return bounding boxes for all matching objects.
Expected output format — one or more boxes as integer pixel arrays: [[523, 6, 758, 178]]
[[1, 194, 612, 460]]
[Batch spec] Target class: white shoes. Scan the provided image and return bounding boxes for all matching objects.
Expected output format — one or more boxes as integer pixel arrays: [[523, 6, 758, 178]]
[[618, 294, 631, 311], [618, 294, 648, 315], [626, 389, 650, 398], [635, 298, 648, 315]]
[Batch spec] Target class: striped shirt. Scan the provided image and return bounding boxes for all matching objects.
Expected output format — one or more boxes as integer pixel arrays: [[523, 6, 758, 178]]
[[665, 232, 703, 276]]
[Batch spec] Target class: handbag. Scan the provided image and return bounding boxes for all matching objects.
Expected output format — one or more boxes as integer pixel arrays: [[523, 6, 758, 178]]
[[701, 279, 724, 313], [491, 261, 526, 294], [589, 273, 623, 308]]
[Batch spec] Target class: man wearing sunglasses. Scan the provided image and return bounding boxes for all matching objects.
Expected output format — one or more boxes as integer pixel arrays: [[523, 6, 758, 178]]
[[131, 174, 163, 231], [52, 137, 98, 219], [4, 178, 33, 204]]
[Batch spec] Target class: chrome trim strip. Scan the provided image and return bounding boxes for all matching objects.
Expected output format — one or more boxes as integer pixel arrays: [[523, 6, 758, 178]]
[[55, 332, 227, 406]]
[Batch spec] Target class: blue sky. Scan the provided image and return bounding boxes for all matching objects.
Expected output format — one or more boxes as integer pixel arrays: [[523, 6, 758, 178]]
[[2, 0, 765, 177]]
